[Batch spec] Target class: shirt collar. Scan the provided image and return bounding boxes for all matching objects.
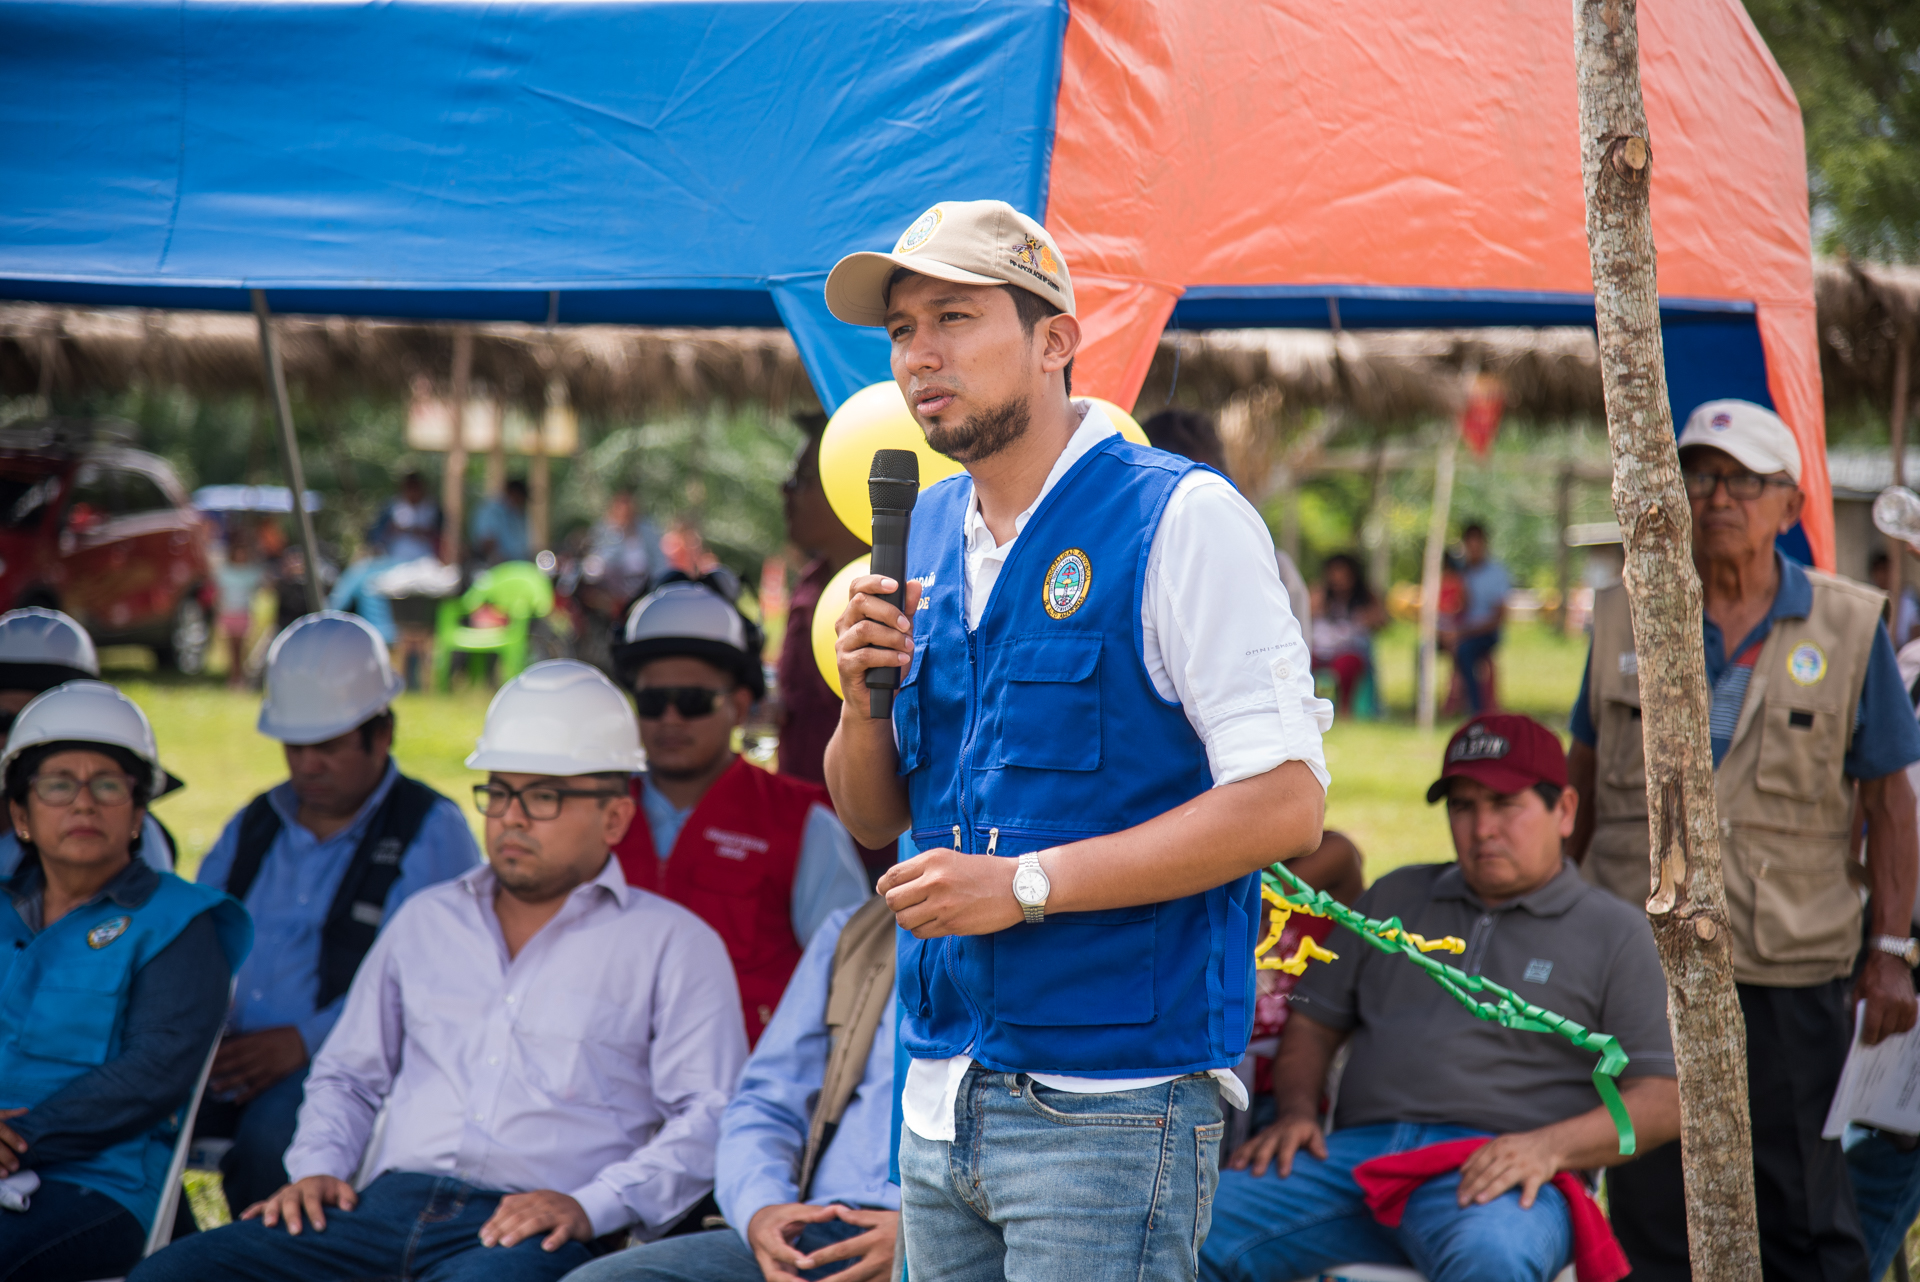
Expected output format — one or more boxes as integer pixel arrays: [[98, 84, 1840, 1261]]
[[269, 758, 401, 839], [1430, 859, 1587, 917], [459, 849, 631, 911], [1770, 551, 1813, 622], [6, 852, 160, 929], [962, 399, 1118, 551]]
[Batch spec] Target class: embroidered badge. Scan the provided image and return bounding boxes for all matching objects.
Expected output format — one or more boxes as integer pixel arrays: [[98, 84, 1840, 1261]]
[[86, 915, 131, 949], [1009, 235, 1063, 293], [1043, 548, 1092, 619], [1710, 410, 1733, 430], [1618, 650, 1638, 676], [1787, 642, 1827, 686], [896, 208, 941, 254], [1447, 722, 1509, 764], [1524, 958, 1554, 984]]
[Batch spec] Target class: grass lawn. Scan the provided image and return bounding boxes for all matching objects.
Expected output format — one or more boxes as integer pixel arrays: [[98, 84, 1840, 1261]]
[[104, 619, 1592, 886]]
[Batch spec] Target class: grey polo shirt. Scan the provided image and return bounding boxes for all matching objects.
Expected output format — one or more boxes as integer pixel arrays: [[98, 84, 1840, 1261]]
[[1294, 859, 1676, 1137]]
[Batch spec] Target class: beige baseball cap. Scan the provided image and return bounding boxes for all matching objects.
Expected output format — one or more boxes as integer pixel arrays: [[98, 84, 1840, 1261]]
[[1677, 399, 1802, 484], [825, 200, 1075, 327]]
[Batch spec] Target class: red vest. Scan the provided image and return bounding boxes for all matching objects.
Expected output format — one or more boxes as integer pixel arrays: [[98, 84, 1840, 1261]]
[[614, 757, 828, 1046]]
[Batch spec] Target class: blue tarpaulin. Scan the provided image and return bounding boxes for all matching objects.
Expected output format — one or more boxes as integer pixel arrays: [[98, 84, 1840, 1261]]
[[1, 0, 1068, 410]]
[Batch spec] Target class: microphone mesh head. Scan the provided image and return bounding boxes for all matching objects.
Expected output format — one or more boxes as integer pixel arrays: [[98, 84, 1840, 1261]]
[[869, 449, 921, 512]]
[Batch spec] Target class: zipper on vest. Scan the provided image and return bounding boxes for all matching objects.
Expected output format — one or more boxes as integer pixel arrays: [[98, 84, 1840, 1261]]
[[987, 828, 999, 857], [951, 825, 961, 851]]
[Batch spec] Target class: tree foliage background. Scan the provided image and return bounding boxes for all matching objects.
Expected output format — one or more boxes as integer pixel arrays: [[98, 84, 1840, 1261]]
[[1746, 0, 1920, 261]]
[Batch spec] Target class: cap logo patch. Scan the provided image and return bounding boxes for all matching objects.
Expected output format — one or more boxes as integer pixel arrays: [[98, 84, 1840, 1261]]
[[896, 208, 941, 254], [1787, 642, 1827, 686], [1010, 235, 1063, 293], [1448, 724, 1510, 763], [1043, 548, 1091, 619], [1710, 411, 1733, 430], [87, 915, 131, 949]]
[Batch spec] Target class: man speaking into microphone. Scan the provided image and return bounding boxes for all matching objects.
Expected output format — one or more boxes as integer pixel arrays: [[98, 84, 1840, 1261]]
[[822, 199, 1332, 1282]]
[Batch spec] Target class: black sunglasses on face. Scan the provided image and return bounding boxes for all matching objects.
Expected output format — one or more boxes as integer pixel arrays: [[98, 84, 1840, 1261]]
[[1681, 470, 1794, 501], [634, 686, 729, 720]]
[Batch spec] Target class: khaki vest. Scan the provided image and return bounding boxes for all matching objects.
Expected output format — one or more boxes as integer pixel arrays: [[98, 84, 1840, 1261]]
[[1582, 572, 1883, 985], [797, 895, 896, 1201]]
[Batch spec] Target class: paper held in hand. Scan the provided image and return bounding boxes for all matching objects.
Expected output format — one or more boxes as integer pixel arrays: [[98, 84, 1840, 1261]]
[[1822, 1001, 1920, 1140]]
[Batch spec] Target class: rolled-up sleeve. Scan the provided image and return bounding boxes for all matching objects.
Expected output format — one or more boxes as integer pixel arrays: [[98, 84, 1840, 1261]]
[[569, 918, 749, 1238], [1144, 473, 1333, 790], [282, 916, 407, 1184]]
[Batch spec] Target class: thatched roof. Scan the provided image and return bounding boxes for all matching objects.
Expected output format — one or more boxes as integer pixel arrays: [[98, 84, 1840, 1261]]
[[1814, 258, 1920, 416], [2, 259, 1913, 427], [0, 306, 819, 419]]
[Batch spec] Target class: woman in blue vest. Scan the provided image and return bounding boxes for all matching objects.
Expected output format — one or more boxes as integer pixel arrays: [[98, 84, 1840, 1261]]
[[0, 681, 251, 1282]]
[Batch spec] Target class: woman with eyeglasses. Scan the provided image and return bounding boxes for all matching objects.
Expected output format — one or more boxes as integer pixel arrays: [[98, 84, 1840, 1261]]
[[0, 682, 251, 1282]]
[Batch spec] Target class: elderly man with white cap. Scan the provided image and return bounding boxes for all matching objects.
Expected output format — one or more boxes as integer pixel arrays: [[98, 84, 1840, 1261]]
[[134, 660, 746, 1282], [1567, 400, 1920, 1282], [190, 612, 479, 1217]]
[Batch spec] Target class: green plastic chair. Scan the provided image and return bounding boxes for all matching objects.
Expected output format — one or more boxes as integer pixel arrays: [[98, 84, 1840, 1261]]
[[433, 561, 555, 690]]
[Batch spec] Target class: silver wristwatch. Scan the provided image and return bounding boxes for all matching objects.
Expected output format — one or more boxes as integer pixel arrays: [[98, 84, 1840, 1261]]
[[1012, 852, 1050, 924], [1872, 935, 1920, 967]]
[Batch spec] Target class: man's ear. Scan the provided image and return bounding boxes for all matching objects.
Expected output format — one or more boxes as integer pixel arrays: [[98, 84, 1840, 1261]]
[[1040, 312, 1082, 376], [1555, 786, 1579, 840], [601, 794, 637, 849], [1778, 486, 1807, 534], [731, 688, 755, 726]]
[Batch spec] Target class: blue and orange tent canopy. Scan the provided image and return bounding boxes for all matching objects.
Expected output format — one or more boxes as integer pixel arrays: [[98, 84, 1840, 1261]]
[[0, 0, 1829, 562]]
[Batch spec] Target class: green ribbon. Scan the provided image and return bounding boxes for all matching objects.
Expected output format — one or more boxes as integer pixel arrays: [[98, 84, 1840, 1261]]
[[1261, 863, 1636, 1156]]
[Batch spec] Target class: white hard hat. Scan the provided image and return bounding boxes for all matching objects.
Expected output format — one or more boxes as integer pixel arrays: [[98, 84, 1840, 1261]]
[[1678, 400, 1803, 484], [0, 608, 99, 689], [466, 659, 645, 776], [258, 611, 405, 745], [613, 578, 765, 698], [0, 680, 165, 797]]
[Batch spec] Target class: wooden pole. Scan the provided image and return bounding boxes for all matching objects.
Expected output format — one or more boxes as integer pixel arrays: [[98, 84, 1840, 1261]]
[[1556, 468, 1574, 635], [1572, 1, 1760, 1276], [443, 330, 472, 566], [251, 291, 325, 615], [1415, 430, 1456, 734], [1890, 331, 1912, 643]]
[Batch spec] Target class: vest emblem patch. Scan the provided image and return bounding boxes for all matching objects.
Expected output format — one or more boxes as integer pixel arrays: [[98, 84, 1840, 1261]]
[[1618, 651, 1638, 676], [705, 827, 770, 861], [86, 915, 131, 949], [1043, 548, 1092, 619], [1787, 642, 1827, 686]]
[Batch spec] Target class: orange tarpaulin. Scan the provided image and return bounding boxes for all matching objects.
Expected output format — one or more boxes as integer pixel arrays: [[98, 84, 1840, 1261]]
[[1048, 0, 1828, 565]]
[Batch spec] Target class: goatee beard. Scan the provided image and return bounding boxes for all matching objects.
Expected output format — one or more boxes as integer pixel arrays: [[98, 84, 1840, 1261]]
[[925, 394, 1031, 464]]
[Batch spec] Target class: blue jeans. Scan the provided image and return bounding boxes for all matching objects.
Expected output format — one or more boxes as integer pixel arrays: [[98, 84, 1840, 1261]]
[[565, 1222, 871, 1282], [0, 1178, 146, 1282], [1199, 1123, 1571, 1282], [899, 1067, 1224, 1282], [1454, 632, 1500, 715], [1846, 1128, 1920, 1282], [128, 1171, 595, 1282]]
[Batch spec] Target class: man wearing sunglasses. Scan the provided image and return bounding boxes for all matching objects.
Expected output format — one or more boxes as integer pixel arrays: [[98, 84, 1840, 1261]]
[[610, 579, 869, 1048], [135, 660, 747, 1282], [1567, 399, 1920, 1282]]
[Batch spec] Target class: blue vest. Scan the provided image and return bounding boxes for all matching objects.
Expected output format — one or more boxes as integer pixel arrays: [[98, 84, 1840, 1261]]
[[0, 872, 251, 1227], [892, 434, 1258, 1076]]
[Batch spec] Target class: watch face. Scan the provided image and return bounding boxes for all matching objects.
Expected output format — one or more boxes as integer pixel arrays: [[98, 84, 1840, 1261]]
[[1013, 866, 1049, 906]]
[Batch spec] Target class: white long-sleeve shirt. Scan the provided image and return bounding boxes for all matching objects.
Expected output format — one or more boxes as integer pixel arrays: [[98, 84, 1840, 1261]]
[[285, 855, 748, 1238], [905, 400, 1334, 1142]]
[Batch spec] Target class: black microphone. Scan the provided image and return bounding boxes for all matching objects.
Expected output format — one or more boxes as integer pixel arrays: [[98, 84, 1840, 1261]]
[[866, 448, 920, 719]]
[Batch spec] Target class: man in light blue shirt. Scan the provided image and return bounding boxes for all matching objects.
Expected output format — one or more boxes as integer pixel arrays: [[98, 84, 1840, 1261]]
[[191, 613, 479, 1216], [1442, 522, 1510, 716], [471, 479, 533, 567], [566, 899, 899, 1282]]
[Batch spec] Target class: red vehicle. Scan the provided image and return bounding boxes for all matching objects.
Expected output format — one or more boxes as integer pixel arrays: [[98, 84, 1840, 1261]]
[[0, 420, 214, 673]]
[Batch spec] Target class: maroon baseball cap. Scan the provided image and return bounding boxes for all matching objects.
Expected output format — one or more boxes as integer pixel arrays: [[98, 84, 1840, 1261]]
[[1425, 714, 1569, 803]]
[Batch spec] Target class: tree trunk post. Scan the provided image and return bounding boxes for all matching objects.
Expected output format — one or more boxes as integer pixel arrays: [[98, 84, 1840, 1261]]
[[1572, 1, 1761, 1276], [1415, 429, 1456, 734], [443, 329, 473, 567], [1890, 330, 1912, 644]]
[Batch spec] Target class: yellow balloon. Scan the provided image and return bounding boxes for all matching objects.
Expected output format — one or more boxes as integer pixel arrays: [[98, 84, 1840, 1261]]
[[810, 554, 871, 699], [820, 383, 964, 545], [1087, 397, 1151, 446]]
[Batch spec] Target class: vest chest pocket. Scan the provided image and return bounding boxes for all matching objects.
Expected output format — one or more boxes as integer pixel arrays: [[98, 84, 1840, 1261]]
[[993, 633, 1102, 772], [1598, 694, 1647, 794], [893, 642, 927, 777], [25, 959, 130, 1066], [1755, 697, 1843, 804]]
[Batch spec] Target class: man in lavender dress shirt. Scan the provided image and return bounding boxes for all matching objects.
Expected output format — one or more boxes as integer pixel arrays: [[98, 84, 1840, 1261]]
[[134, 661, 749, 1282]]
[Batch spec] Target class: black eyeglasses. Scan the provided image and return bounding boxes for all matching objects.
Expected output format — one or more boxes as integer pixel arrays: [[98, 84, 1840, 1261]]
[[1682, 470, 1794, 501], [473, 781, 625, 820], [634, 686, 728, 720], [29, 773, 135, 807]]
